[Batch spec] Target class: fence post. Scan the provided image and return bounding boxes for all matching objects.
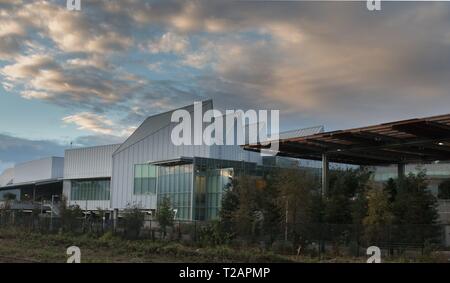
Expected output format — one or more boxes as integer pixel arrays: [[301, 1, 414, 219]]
[[113, 209, 118, 234], [194, 220, 197, 242], [388, 225, 392, 257], [356, 224, 360, 257]]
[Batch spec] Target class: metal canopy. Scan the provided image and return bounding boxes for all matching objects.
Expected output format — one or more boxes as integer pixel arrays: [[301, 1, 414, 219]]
[[149, 157, 193, 167], [244, 114, 450, 166]]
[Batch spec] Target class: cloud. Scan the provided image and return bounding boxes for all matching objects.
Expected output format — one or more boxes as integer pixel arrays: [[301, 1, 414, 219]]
[[0, 19, 25, 37], [62, 112, 136, 137], [0, 35, 23, 60], [0, 133, 66, 171], [147, 32, 189, 54], [0, 132, 129, 173], [0, 160, 15, 175], [13, 1, 133, 54], [2, 0, 450, 135], [1, 54, 144, 112], [62, 112, 115, 135]]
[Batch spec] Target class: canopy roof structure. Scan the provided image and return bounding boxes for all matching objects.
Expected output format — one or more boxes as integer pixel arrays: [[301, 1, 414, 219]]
[[244, 113, 450, 166]]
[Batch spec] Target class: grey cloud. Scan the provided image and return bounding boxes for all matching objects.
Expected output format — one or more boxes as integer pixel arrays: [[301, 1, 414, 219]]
[[0, 36, 22, 60], [0, 132, 129, 173], [0, 133, 66, 167], [2, 0, 450, 133]]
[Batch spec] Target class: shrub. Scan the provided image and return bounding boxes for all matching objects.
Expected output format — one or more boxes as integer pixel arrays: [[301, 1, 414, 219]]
[[198, 220, 233, 246], [122, 205, 145, 239], [156, 197, 174, 238], [59, 196, 83, 233]]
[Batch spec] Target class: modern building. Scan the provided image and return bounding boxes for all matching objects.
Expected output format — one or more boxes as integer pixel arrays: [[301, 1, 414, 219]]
[[0, 100, 310, 220], [2, 100, 449, 226], [63, 143, 120, 211], [0, 157, 64, 210], [245, 113, 450, 227], [59, 100, 267, 220]]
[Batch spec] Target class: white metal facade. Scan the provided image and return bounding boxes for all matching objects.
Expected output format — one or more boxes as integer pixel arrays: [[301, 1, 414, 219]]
[[63, 144, 120, 210], [13, 157, 64, 184], [1, 100, 262, 211], [64, 144, 120, 179], [111, 101, 212, 210], [110, 100, 262, 210]]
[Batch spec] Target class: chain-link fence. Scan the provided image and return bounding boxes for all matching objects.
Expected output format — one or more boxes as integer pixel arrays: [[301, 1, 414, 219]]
[[0, 211, 448, 258]]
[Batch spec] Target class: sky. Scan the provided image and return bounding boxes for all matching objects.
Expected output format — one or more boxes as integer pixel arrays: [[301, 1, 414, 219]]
[[1, 0, 450, 172]]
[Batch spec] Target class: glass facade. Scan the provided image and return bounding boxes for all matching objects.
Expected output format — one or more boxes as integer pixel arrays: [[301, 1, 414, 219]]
[[372, 163, 450, 198], [157, 164, 193, 220], [195, 168, 233, 220], [193, 157, 257, 221], [373, 163, 450, 182], [133, 157, 319, 221], [71, 179, 110, 200], [133, 163, 193, 220], [134, 164, 157, 195]]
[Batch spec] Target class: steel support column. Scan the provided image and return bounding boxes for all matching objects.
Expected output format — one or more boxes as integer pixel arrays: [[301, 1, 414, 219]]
[[322, 153, 329, 196], [398, 163, 405, 179]]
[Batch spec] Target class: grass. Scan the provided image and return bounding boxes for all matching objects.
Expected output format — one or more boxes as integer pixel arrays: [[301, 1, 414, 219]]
[[0, 228, 292, 263], [0, 228, 447, 263]]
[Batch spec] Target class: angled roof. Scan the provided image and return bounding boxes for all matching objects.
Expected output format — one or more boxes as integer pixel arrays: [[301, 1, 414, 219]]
[[0, 167, 14, 187], [278, 126, 324, 140], [244, 113, 450, 166], [114, 100, 213, 155]]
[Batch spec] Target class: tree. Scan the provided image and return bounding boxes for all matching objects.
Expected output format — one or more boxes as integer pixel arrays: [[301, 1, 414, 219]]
[[384, 178, 397, 203], [219, 184, 239, 235], [259, 170, 282, 241], [351, 189, 368, 226], [232, 176, 262, 239], [363, 185, 394, 244], [156, 196, 175, 238], [391, 169, 440, 244], [218, 175, 266, 240], [274, 169, 318, 225], [325, 168, 372, 224], [59, 196, 83, 233], [438, 179, 450, 199], [122, 204, 145, 239], [269, 168, 321, 246]]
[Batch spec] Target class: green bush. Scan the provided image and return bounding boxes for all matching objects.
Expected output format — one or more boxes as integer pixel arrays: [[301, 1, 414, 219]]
[[59, 197, 83, 233], [122, 205, 145, 239], [198, 220, 233, 246]]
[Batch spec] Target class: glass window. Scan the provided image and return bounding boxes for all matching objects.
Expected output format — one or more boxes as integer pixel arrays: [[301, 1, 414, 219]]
[[134, 164, 157, 195], [71, 179, 110, 201], [0, 189, 20, 201]]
